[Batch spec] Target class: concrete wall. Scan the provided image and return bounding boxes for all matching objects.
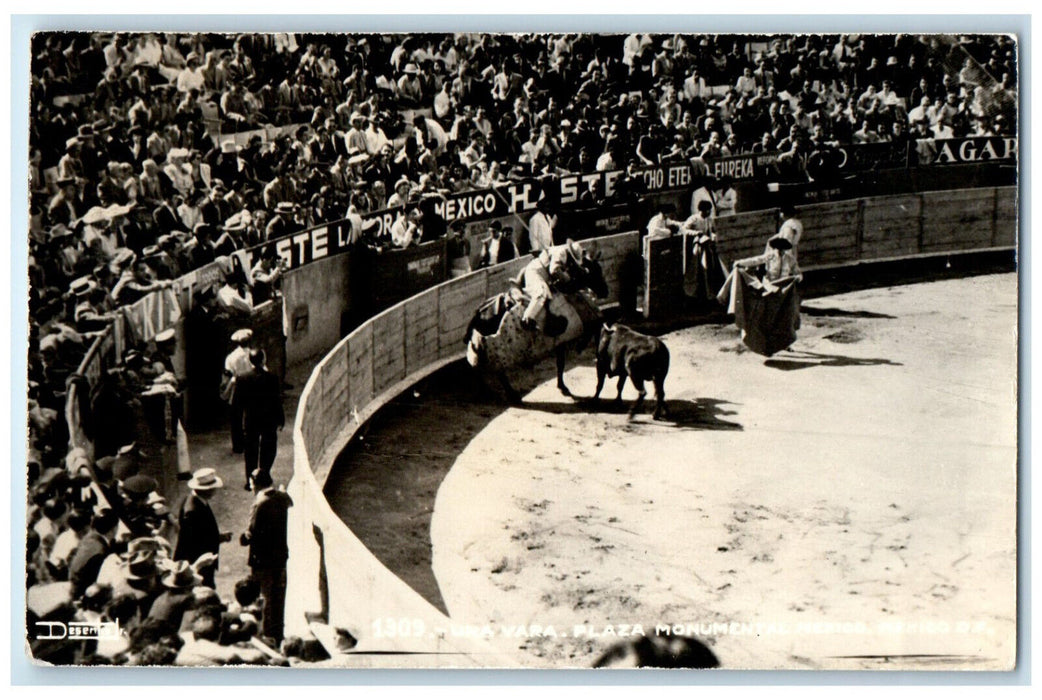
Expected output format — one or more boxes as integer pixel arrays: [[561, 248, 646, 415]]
[[283, 252, 355, 365]]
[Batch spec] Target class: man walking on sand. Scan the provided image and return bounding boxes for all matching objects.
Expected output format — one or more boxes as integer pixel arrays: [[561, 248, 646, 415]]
[[234, 349, 285, 490]]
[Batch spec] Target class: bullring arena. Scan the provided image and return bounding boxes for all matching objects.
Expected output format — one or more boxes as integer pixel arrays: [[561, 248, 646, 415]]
[[323, 270, 1017, 670], [272, 180, 1018, 670]]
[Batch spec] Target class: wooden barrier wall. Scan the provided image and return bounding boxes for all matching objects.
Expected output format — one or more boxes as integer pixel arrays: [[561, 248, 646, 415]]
[[297, 230, 638, 481], [647, 185, 1016, 319], [642, 236, 685, 319], [714, 186, 1018, 268]]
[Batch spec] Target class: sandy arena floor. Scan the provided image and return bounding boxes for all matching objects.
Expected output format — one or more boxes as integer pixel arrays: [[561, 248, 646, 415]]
[[426, 273, 1018, 670]]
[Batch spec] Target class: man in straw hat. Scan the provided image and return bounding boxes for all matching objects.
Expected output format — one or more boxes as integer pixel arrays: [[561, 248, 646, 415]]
[[147, 559, 203, 629], [518, 238, 589, 335], [265, 201, 296, 240], [152, 327, 178, 375], [174, 468, 231, 588], [70, 276, 116, 334]]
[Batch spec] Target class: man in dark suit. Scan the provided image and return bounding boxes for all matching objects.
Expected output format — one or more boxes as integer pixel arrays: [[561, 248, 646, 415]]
[[68, 509, 120, 597], [234, 350, 285, 488], [477, 220, 516, 269], [174, 468, 230, 588], [47, 178, 82, 227], [153, 195, 181, 234], [199, 182, 231, 228], [240, 471, 293, 644]]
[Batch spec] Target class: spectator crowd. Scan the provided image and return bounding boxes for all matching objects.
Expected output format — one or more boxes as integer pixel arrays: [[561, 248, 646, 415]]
[[26, 30, 1017, 666]]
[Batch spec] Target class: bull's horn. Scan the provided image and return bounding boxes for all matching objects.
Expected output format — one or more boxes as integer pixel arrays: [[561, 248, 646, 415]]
[[602, 323, 615, 332]]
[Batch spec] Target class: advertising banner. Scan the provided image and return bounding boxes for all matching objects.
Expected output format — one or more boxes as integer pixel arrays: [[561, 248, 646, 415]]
[[916, 136, 1018, 166]]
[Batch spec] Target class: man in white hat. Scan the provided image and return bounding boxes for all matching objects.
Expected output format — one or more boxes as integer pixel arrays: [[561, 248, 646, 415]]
[[68, 276, 109, 331], [174, 468, 230, 588], [264, 202, 297, 240], [212, 141, 240, 187], [387, 176, 412, 210], [397, 63, 424, 107], [223, 328, 254, 460], [176, 51, 206, 94], [344, 112, 369, 155], [527, 196, 557, 253], [518, 238, 587, 334], [164, 148, 194, 196], [152, 327, 178, 375]]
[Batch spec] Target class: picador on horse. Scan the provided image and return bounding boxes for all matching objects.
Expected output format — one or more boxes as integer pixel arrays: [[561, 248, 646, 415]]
[[465, 238, 608, 401]]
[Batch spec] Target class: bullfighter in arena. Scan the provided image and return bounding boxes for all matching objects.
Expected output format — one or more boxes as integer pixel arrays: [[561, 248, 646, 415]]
[[518, 239, 586, 335]]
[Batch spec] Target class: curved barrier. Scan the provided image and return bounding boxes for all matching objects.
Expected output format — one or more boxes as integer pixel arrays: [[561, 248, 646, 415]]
[[65, 328, 111, 459], [283, 231, 637, 664], [285, 185, 1016, 664]]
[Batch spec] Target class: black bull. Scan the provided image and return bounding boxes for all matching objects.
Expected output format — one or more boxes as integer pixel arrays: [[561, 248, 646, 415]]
[[593, 324, 670, 420], [465, 256, 609, 401]]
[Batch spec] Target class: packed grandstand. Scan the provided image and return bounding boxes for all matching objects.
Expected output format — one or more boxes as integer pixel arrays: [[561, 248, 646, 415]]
[[26, 31, 1017, 666]]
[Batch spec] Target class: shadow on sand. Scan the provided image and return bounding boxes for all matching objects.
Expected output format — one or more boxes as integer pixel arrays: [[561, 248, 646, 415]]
[[515, 396, 743, 431], [800, 305, 897, 319], [764, 349, 903, 371]]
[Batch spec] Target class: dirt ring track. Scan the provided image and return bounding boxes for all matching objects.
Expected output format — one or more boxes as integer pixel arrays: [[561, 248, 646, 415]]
[[325, 273, 1017, 670]]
